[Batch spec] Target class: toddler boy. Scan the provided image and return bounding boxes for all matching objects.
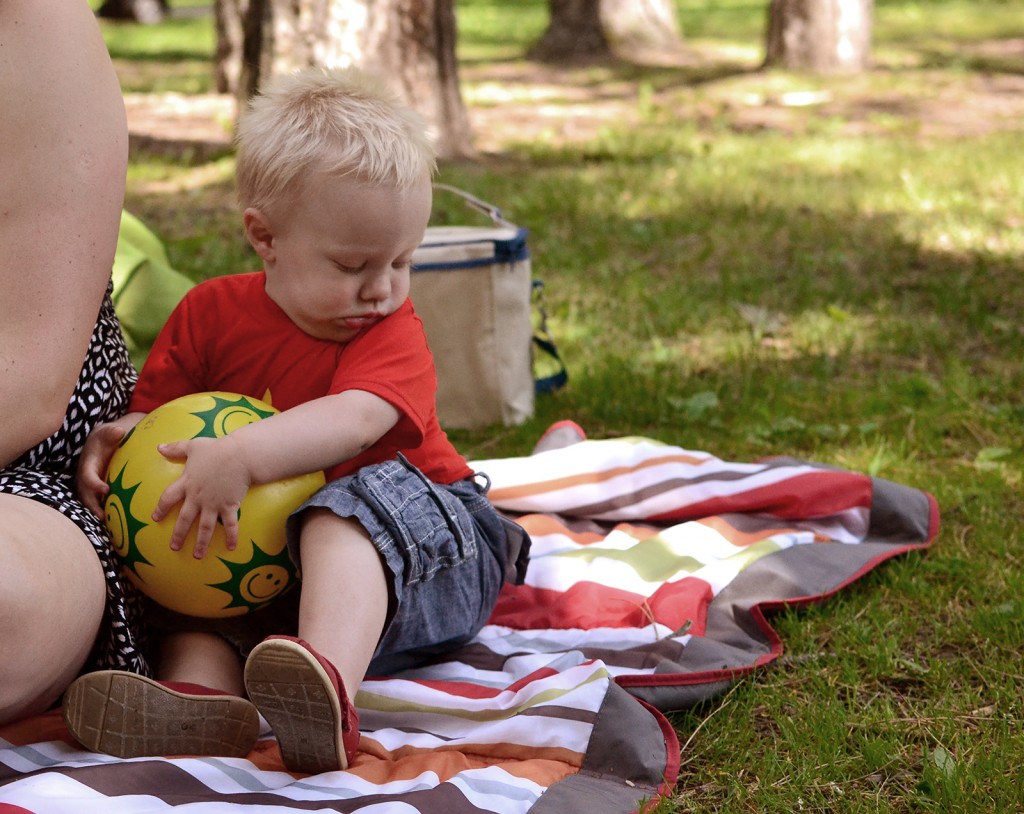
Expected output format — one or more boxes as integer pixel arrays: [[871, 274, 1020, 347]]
[[70, 67, 529, 774]]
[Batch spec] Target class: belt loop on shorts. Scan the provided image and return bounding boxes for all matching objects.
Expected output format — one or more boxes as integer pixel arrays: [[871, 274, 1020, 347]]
[[473, 472, 492, 494]]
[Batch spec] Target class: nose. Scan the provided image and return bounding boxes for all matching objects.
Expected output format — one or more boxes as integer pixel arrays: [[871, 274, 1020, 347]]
[[360, 269, 392, 305]]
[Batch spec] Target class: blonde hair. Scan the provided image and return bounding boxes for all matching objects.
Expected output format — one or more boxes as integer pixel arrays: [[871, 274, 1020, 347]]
[[235, 67, 436, 214]]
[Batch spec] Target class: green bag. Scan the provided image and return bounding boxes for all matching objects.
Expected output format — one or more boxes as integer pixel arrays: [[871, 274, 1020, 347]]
[[111, 211, 194, 370]]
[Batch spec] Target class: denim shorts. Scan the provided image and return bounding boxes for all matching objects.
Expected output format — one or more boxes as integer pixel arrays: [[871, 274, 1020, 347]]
[[153, 457, 530, 676], [289, 456, 528, 674]]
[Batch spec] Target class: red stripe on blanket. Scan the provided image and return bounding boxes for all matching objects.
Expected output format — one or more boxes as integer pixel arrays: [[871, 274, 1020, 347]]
[[647, 470, 873, 522], [490, 578, 712, 633], [363, 667, 562, 699]]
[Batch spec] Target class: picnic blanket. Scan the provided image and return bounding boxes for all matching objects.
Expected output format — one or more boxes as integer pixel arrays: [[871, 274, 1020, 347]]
[[0, 428, 939, 813]]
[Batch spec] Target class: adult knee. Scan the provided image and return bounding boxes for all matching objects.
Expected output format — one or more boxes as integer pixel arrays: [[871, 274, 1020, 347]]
[[0, 508, 107, 723], [0, 563, 104, 724]]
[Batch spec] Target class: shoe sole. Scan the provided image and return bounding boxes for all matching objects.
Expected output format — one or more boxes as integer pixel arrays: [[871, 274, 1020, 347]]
[[244, 640, 347, 773], [62, 671, 259, 759]]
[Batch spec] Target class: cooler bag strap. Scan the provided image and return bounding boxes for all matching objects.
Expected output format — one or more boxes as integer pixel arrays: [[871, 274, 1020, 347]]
[[532, 280, 568, 395]]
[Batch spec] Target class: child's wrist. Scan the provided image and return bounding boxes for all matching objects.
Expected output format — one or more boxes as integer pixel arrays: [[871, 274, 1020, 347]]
[[217, 430, 261, 485]]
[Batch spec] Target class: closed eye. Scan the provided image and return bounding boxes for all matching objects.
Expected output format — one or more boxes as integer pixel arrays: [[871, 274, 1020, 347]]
[[335, 261, 366, 273]]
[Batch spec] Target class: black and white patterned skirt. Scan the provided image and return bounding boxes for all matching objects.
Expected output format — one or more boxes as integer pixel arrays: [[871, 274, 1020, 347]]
[[0, 284, 151, 676]]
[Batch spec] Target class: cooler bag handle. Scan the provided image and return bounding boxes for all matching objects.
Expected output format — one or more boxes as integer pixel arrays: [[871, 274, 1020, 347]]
[[432, 183, 518, 229]]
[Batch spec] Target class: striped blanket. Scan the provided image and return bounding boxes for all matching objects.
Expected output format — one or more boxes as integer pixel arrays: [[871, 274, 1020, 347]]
[[0, 430, 938, 813]]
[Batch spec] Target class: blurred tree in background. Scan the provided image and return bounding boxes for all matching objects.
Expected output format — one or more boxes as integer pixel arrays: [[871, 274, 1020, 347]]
[[98, 0, 171, 23], [214, 0, 473, 158], [529, 0, 685, 63], [765, 0, 874, 72]]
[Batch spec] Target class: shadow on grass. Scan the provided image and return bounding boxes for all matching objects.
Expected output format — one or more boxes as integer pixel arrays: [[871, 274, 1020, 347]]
[[420, 153, 1024, 465], [914, 47, 1024, 76], [122, 48, 1024, 469]]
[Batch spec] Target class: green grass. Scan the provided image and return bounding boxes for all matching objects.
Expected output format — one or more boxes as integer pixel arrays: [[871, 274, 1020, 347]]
[[107, 2, 1024, 810]]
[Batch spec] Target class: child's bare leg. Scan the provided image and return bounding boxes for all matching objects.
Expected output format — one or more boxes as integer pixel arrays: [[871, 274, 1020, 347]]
[[243, 508, 389, 772], [295, 510, 389, 696], [159, 631, 245, 695]]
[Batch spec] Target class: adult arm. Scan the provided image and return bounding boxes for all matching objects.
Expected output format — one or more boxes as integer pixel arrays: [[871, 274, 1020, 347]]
[[0, 0, 128, 466]]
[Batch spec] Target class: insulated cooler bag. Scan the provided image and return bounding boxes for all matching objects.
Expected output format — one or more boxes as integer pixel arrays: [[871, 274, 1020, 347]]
[[409, 185, 536, 429]]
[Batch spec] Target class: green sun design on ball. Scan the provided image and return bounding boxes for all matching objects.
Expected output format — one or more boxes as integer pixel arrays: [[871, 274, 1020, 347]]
[[188, 394, 276, 439], [208, 540, 297, 612], [105, 463, 151, 577], [117, 423, 137, 448]]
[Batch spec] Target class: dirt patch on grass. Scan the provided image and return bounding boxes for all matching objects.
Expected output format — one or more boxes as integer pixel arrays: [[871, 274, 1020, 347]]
[[717, 69, 1024, 138], [124, 92, 235, 161], [123, 42, 1024, 160]]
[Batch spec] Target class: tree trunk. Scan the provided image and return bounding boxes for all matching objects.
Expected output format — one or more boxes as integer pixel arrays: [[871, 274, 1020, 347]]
[[601, 0, 684, 62], [215, 0, 473, 159], [529, 0, 611, 62], [97, 0, 169, 24], [238, 0, 272, 103], [764, 0, 874, 74], [214, 0, 243, 94], [529, 0, 683, 64]]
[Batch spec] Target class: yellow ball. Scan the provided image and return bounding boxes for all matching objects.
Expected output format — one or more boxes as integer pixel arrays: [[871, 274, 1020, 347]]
[[104, 392, 325, 618]]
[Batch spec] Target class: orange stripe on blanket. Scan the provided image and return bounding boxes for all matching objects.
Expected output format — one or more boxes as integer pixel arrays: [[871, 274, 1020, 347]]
[[517, 514, 661, 546], [489, 452, 712, 503], [697, 516, 814, 547], [244, 738, 582, 786], [0, 709, 75, 748], [514, 513, 607, 543], [352, 740, 581, 786], [244, 739, 292, 772]]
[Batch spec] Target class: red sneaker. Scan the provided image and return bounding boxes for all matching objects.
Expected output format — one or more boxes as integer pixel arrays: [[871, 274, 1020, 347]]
[[243, 636, 360, 773], [62, 670, 259, 758]]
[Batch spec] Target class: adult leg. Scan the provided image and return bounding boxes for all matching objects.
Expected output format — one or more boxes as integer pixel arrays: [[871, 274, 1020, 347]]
[[159, 632, 246, 696], [63, 629, 257, 760], [62, 627, 257, 758], [0, 495, 106, 724]]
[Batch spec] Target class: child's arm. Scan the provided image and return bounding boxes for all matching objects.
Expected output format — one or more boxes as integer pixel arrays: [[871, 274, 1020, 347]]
[[154, 389, 399, 558], [76, 412, 147, 519]]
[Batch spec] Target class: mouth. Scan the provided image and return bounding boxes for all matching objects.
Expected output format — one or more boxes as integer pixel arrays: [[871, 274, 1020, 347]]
[[340, 313, 383, 330]]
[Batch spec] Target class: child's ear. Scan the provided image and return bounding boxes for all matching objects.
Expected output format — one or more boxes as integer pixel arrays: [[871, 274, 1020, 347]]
[[243, 207, 276, 262]]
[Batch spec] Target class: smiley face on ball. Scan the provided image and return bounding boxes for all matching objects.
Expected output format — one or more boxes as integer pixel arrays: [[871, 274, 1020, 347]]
[[240, 564, 293, 604]]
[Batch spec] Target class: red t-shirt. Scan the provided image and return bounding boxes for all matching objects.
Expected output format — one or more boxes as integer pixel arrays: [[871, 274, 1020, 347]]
[[130, 272, 472, 484]]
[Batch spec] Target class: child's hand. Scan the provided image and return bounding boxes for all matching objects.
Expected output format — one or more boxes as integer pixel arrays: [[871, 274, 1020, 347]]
[[75, 414, 143, 519], [154, 435, 252, 559]]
